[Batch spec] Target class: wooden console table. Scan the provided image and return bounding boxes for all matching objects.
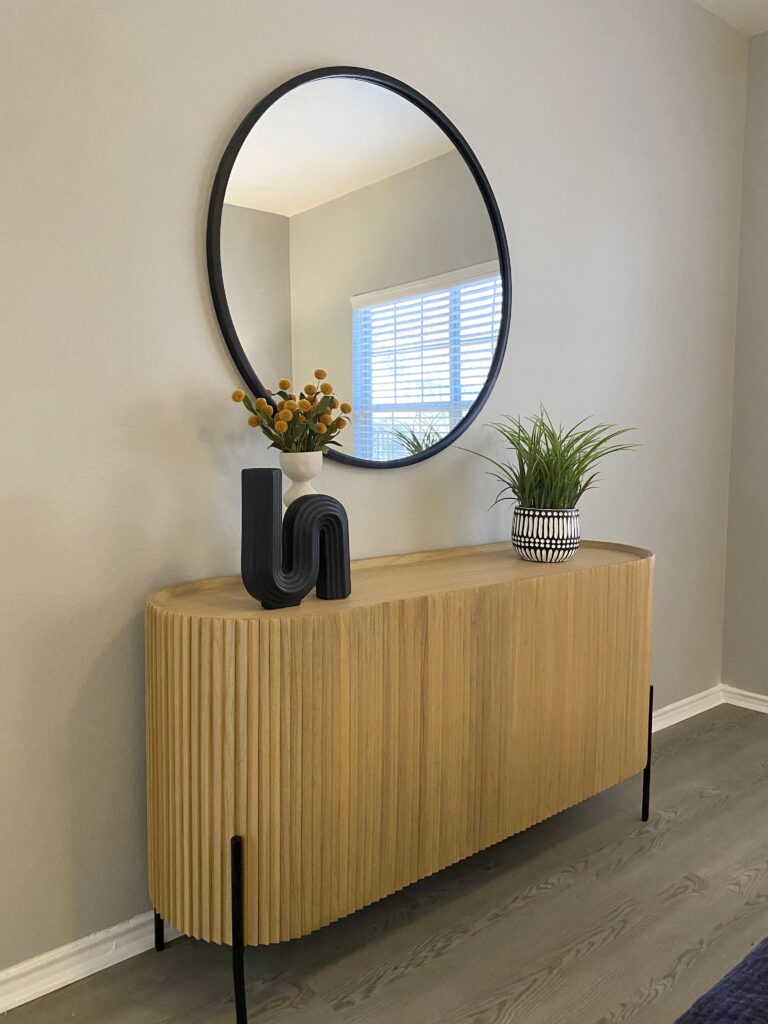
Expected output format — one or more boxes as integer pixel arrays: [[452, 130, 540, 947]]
[[146, 540, 653, 1019]]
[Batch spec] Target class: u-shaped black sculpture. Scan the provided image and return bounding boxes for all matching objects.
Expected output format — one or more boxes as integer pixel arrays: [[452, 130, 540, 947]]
[[241, 468, 351, 609]]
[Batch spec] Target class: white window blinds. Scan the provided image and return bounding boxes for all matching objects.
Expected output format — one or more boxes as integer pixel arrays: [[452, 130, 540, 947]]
[[352, 263, 502, 461]]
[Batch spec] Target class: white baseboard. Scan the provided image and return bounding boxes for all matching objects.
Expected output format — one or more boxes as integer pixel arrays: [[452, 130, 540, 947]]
[[651, 684, 723, 732], [653, 681, 768, 733], [720, 683, 768, 714], [2, 682, 766, 1016], [0, 911, 179, 1014]]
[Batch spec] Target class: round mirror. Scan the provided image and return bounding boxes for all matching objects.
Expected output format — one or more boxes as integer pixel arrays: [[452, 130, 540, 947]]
[[207, 67, 511, 468]]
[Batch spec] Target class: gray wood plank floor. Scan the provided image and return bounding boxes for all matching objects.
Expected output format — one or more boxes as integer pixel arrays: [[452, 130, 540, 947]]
[[8, 705, 768, 1024]]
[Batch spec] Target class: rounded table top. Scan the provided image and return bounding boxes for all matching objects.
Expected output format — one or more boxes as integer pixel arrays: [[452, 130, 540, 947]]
[[147, 540, 653, 621]]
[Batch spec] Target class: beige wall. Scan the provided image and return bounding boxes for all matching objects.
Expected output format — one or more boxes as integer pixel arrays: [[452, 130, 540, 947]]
[[220, 204, 293, 385], [723, 31, 768, 696], [0, 0, 747, 968], [290, 150, 497, 454]]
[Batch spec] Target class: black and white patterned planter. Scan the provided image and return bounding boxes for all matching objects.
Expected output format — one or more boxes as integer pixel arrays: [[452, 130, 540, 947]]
[[511, 507, 580, 563]]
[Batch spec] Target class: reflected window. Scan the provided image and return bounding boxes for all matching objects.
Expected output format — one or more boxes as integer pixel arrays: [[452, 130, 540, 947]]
[[352, 263, 502, 461]]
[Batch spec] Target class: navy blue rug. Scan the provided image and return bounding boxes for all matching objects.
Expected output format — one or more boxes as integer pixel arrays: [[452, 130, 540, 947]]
[[675, 938, 768, 1023]]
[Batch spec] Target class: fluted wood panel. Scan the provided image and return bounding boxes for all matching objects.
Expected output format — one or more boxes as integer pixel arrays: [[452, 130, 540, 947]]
[[146, 541, 653, 946]]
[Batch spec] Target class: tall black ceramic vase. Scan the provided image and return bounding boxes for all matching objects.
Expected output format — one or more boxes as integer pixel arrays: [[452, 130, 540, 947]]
[[241, 468, 351, 609]]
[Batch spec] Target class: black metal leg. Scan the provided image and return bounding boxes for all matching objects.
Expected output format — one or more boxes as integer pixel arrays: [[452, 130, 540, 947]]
[[231, 835, 247, 1024], [153, 911, 165, 953], [641, 684, 654, 821]]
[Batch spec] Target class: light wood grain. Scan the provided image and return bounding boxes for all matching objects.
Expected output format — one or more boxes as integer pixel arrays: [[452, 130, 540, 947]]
[[145, 541, 654, 946]]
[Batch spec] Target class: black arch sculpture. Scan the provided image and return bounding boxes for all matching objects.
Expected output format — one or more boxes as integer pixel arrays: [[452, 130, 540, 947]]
[[241, 468, 351, 609]]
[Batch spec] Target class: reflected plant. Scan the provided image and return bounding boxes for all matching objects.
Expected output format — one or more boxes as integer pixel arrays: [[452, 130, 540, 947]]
[[390, 421, 443, 455]]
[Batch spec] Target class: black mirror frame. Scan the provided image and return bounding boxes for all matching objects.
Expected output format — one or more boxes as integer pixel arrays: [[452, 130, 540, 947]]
[[206, 66, 512, 470]]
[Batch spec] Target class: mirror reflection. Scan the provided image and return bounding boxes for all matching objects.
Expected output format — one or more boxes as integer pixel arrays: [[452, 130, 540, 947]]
[[220, 77, 503, 463]]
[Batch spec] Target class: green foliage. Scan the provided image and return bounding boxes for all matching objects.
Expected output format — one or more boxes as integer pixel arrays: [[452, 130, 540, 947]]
[[232, 374, 351, 453], [389, 421, 443, 455], [467, 408, 637, 510]]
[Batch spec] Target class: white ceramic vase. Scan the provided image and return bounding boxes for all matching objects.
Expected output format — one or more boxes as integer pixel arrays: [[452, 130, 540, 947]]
[[279, 451, 323, 508]]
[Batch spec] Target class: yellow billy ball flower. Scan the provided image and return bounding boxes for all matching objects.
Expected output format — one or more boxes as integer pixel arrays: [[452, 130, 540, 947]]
[[298, 398, 312, 411], [277, 400, 286, 411], [320, 412, 333, 425], [320, 382, 333, 395], [299, 414, 307, 423], [231, 389, 245, 402], [254, 397, 269, 410], [278, 378, 292, 390], [337, 417, 348, 429], [340, 402, 352, 414], [284, 399, 298, 411], [282, 409, 294, 421], [315, 422, 328, 434], [275, 420, 288, 433], [314, 368, 327, 380], [304, 383, 317, 396], [331, 397, 340, 409], [247, 415, 259, 427]]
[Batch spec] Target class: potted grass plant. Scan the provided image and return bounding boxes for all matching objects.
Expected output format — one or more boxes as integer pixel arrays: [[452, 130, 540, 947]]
[[467, 408, 637, 562]]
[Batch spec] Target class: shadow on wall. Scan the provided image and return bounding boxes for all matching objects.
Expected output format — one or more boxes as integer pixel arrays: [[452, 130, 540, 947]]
[[134, 389, 255, 578], [66, 613, 149, 939], [1, 606, 152, 956]]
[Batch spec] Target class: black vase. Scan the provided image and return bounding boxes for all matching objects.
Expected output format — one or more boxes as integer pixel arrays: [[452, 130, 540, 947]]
[[241, 468, 351, 609]]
